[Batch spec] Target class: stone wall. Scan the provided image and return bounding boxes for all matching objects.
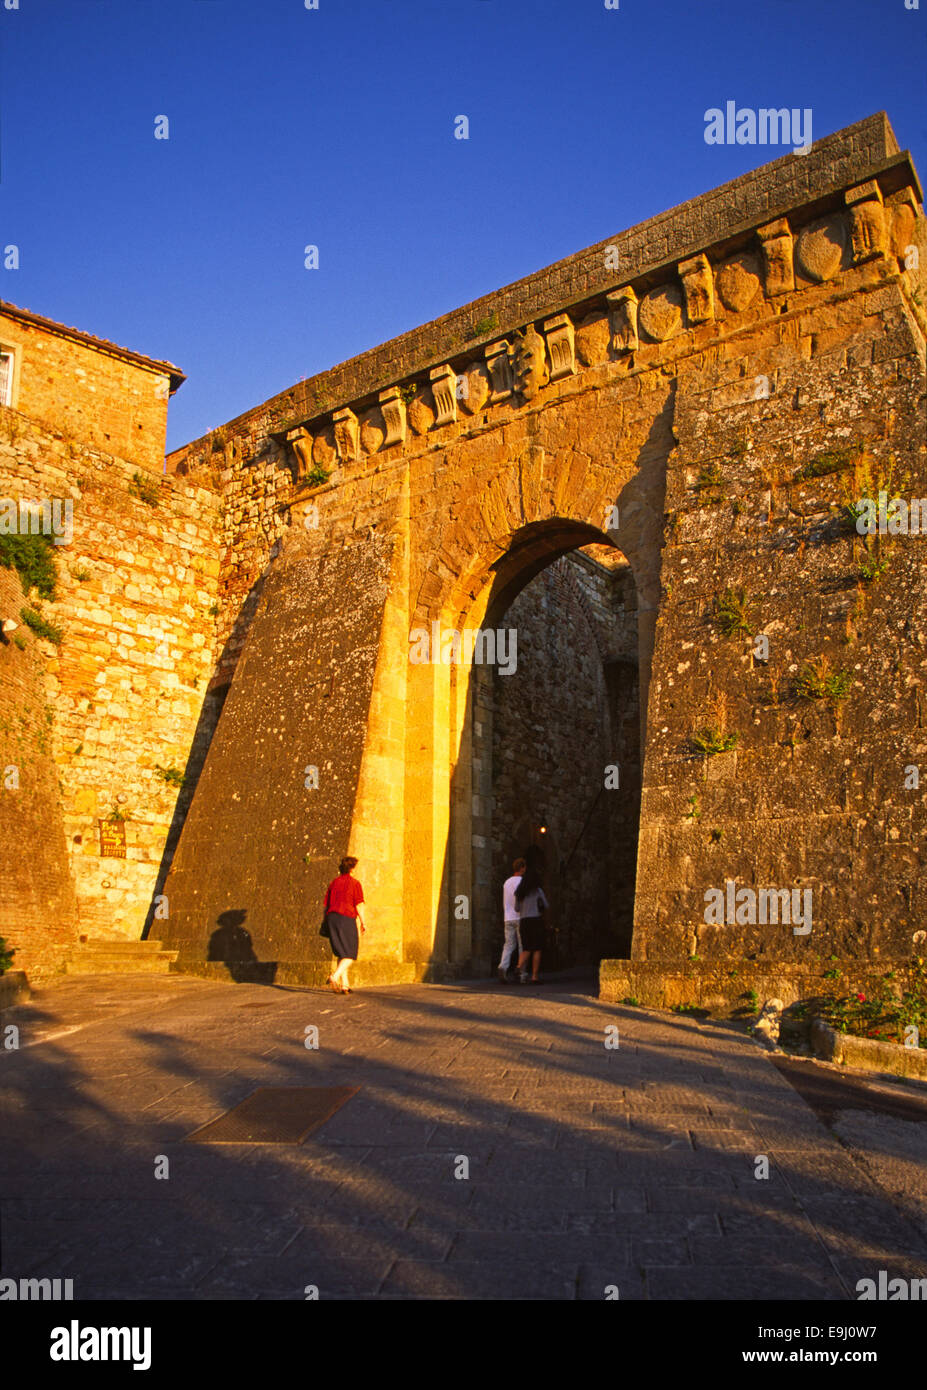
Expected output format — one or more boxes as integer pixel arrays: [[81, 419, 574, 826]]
[[0, 566, 80, 983], [0, 407, 221, 955], [157, 521, 401, 971], [635, 256, 927, 963], [0, 308, 177, 475], [172, 433, 294, 696]]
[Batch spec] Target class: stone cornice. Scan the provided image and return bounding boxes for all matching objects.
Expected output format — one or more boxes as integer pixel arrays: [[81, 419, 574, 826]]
[[168, 114, 921, 468]]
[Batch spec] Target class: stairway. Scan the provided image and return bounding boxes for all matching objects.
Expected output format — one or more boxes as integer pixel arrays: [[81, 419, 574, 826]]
[[64, 939, 179, 976]]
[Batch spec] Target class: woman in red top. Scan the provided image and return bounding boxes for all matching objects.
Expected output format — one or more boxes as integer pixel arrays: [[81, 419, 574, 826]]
[[324, 856, 365, 993]]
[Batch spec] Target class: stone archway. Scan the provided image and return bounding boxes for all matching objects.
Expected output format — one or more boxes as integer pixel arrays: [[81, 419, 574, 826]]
[[156, 121, 927, 992]]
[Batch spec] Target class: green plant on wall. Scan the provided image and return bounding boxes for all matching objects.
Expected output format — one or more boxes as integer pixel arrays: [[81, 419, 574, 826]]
[[19, 606, 63, 646], [107, 804, 129, 823], [129, 472, 160, 507], [0, 533, 58, 600], [465, 311, 498, 341], [694, 462, 725, 507], [0, 934, 15, 976], [711, 588, 757, 637], [857, 552, 891, 583], [834, 453, 907, 533], [154, 765, 186, 788], [690, 727, 739, 757], [795, 658, 853, 705], [794, 445, 860, 482], [695, 463, 723, 492], [305, 464, 330, 488]]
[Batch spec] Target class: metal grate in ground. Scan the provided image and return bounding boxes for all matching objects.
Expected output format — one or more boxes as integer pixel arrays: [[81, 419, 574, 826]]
[[184, 1086, 360, 1144]]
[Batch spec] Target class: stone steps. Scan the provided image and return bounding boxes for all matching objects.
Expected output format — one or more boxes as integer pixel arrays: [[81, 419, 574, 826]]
[[64, 940, 179, 976]]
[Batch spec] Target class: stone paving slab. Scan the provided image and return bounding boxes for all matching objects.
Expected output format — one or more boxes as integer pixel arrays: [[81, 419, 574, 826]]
[[3, 975, 927, 1300]]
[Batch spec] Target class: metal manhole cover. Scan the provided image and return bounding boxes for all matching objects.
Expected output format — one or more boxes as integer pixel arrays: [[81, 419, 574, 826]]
[[184, 1086, 359, 1144]]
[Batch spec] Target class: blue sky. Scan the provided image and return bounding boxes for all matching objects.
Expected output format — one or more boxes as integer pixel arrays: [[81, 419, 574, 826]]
[[2, 0, 925, 454]]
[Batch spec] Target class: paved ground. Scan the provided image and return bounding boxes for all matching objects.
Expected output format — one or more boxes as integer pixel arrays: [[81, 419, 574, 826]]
[[2, 973, 927, 1300]]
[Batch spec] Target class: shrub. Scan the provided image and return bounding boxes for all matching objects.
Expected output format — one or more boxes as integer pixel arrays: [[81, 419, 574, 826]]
[[815, 962, 927, 1047], [154, 765, 186, 788], [0, 533, 57, 600], [305, 464, 330, 487], [0, 935, 15, 975], [19, 606, 63, 646], [129, 472, 160, 507]]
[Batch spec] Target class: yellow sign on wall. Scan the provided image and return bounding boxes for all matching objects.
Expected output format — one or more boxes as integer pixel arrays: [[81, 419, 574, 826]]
[[99, 819, 127, 858]]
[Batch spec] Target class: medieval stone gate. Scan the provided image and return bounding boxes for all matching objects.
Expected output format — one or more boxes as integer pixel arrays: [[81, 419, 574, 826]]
[[151, 113, 926, 994]]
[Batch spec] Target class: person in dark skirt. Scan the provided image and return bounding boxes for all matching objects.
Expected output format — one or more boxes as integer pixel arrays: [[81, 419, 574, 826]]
[[323, 856, 365, 993], [514, 861, 549, 984]]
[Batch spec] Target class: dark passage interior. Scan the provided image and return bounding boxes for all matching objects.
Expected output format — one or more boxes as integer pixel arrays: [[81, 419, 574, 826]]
[[476, 543, 642, 970]]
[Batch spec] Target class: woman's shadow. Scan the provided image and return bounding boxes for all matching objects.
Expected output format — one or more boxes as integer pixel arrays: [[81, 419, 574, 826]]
[[207, 909, 277, 984]]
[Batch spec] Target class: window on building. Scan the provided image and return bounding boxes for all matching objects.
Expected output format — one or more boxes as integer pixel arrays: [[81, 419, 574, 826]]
[[0, 351, 13, 407]]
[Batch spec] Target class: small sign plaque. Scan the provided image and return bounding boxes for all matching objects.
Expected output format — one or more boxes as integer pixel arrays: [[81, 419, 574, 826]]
[[99, 819, 127, 858]]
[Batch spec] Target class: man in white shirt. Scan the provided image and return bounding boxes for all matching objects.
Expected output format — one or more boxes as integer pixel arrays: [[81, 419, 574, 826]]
[[498, 858, 526, 984]]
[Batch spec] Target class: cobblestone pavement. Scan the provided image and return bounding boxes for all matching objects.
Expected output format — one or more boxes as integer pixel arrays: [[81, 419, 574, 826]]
[[2, 974, 927, 1300]]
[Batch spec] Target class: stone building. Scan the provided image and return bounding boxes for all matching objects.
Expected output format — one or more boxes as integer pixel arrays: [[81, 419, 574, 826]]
[[0, 305, 218, 980], [2, 113, 926, 1006]]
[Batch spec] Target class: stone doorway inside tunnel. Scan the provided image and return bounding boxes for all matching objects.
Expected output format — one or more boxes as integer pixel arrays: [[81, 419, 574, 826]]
[[467, 541, 642, 973]]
